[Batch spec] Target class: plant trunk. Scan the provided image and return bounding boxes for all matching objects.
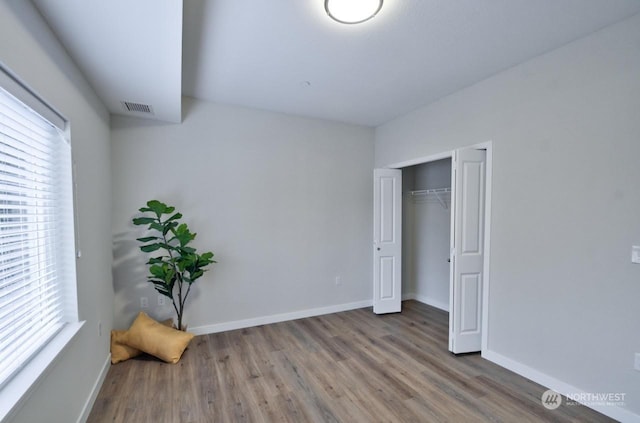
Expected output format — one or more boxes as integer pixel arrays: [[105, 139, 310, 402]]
[[176, 297, 184, 331]]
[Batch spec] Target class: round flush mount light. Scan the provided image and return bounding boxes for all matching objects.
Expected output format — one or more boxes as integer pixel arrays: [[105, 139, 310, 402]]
[[325, 0, 383, 24]]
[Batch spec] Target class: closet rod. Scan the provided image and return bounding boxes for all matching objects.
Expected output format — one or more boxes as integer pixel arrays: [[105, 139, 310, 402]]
[[408, 187, 451, 196], [408, 187, 451, 209]]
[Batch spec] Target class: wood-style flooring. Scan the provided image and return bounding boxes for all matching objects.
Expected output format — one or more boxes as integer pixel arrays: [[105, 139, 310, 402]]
[[88, 301, 613, 422]]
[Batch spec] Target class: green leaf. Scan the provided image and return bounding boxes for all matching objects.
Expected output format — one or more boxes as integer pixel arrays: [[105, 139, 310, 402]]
[[140, 243, 162, 253], [149, 222, 164, 232], [165, 213, 183, 223], [132, 217, 156, 225], [162, 222, 178, 236], [151, 281, 173, 297], [147, 257, 166, 265], [147, 200, 169, 217], [136, 236, 158, 242], [176, 259, 188, 273], [149, 264, 165, 278], [162, 224, 174, 236], [165, 275, 176, 285], [174, 223, 195, 247], [198, 258, 213, 267]]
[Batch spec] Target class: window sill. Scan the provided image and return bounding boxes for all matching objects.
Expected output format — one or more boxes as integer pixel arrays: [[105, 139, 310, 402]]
[[0, 321, 84, 423]]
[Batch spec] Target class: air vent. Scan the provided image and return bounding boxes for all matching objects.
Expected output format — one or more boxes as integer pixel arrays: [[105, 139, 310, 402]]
[[121, 101, 154, 114]]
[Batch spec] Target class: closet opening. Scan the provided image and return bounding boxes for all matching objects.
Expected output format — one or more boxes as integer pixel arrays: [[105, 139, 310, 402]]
[[401, 158, 453, 315]]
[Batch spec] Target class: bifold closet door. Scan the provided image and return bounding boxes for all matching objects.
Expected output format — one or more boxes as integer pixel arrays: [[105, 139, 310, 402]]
[[449, 148, 486, 354], [373, 169, 402, 314]]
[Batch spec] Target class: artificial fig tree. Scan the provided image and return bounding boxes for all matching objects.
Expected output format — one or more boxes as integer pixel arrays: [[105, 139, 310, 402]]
[[133, 200, 215, 331]]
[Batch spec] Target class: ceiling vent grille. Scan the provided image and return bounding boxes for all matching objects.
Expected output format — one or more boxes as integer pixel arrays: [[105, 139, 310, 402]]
[[121, 101, 154, 114]]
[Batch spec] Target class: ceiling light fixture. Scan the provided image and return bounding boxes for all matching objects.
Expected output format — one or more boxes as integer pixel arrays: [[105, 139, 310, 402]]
[[325, 0, 383, 24]]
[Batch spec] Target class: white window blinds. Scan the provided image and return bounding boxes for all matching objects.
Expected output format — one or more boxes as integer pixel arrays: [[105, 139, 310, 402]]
[[0, 85, 75, 388]]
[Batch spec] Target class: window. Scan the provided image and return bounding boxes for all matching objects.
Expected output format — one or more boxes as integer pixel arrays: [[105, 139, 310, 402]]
[[0, 77, 77, 390]]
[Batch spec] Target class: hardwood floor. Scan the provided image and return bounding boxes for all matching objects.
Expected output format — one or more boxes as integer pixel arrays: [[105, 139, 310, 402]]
[[88, 301, 613, 422]]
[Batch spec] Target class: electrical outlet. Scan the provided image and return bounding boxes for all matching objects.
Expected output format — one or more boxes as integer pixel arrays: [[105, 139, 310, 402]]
[[140, 297, 148, 308], [634, 353, 640, 371], [158, 295, 165, 306], [335, 276, 342, 286]]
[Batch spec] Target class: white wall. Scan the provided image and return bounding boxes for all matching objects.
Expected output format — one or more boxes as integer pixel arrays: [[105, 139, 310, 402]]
[[0, 1, 113, 422], [411, 199, 450, 310], [111, 97, 374, 331], [414, 158, 451, 191], [376, 14, 640, 417]]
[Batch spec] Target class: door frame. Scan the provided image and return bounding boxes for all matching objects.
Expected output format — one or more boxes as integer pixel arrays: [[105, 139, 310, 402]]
[[383, 141, 493, 354]]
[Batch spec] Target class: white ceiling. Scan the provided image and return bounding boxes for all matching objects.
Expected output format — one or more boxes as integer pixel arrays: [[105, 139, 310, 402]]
[[33, 0, 183, 123], [34, 0, 640, 127]]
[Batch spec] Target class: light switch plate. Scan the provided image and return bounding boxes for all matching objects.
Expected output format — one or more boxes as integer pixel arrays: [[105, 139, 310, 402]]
[[632, 246, 640, 264]]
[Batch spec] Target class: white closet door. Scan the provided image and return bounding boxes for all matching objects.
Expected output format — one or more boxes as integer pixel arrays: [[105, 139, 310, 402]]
[[449, 148, 486, 353], [373, 169, 402, 314]]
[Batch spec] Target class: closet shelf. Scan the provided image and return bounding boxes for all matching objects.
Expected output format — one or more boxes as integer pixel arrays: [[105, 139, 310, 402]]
[[407, 187, 451, 209]]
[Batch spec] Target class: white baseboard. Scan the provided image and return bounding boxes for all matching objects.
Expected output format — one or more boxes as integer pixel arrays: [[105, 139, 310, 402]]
[[483, 349, 640, 423], [77, 354, 110, 423], [402, 292, 449, 312], [189, 299, 373, 336]]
